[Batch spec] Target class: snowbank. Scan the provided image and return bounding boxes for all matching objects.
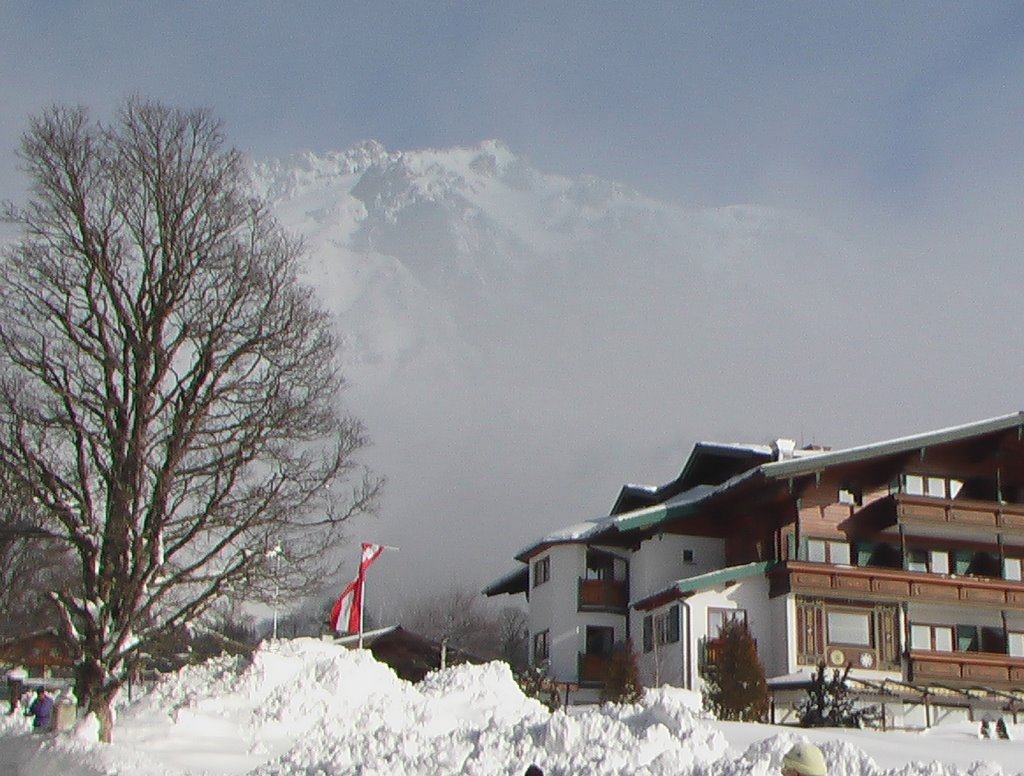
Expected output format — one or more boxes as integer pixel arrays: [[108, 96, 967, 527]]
[[1, 638, 1021, 775]]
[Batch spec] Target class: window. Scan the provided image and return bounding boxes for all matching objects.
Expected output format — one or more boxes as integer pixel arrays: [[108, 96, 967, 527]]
[[826, 610, 872, 646], [906, 548, 949, 574], [855, 541, 902, 569], [708, 608, 747, 638], [806, 538, 850, 565], [838, 487, 861, 506], [585, 549, 626, 581], [533, 630, 549, 662], [1009, 632, 1024, 658], [644, 605, 680, 652], [1005, 557, 1022, 582], [585, 625, 615, 657], [903, 474, 964, 499], [682, 549, 695, 563], [911, 624, 954, 652], [657, 605, 680, 645], [907, 549, 928, 573], [956, 625, 979, 652], [532, 556, 550, 587]]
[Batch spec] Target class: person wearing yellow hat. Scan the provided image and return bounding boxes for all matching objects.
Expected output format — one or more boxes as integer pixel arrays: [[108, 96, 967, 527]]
[[781, 742, 827, 776]]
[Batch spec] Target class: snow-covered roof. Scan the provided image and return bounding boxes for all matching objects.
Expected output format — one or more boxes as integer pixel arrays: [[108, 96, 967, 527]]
[[333, 625, 400, 646], [761, 411, 1024, 479], [632, 560, 776, 610], [510, 413, 1024, 563]]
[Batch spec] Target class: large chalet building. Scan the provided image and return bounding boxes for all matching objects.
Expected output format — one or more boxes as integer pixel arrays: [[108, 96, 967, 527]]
[[485, 413, 1024, 727]]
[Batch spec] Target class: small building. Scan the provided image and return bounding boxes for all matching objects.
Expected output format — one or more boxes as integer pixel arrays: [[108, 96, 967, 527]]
[[335, 625, 485, 682], [0, 629, 75, 678]]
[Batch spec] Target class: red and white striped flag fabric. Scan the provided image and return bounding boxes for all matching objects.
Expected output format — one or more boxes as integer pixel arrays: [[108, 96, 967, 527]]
[[329, 543, 387, 634], [329, 578, 359, 634]]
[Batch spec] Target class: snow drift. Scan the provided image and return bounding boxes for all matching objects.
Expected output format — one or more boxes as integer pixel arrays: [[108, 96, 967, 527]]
[[1, 638, 1019, 775]]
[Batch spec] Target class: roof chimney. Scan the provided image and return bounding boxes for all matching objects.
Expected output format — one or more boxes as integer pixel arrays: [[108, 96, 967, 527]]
[[772, 438, 796, 461]]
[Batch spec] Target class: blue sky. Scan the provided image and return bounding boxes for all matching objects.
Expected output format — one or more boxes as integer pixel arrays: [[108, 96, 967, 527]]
[[4, 2, 1024, 220]]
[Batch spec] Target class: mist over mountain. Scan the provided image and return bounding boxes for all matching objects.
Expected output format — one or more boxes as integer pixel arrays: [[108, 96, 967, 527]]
[[252, 140, 916, 611]]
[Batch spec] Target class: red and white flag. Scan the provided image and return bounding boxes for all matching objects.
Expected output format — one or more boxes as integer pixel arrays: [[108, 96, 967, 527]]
[[329, 543, 387, 634]]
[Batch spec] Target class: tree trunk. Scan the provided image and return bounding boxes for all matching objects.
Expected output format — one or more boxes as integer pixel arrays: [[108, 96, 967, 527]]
[[76, 656, 120, 742], [90, 685, 119, 743]]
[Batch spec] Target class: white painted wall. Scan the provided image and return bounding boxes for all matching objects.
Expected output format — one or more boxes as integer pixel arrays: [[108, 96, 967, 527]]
[[636, 603, 686, 687], [685, 576, 772, 691], [527, 544, 582, 682], [630, 534, 725, 602], [527, 543, 631, 684]]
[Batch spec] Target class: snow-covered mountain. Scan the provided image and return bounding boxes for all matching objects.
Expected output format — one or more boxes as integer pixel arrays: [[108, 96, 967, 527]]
[[252, 141, 890, 610]]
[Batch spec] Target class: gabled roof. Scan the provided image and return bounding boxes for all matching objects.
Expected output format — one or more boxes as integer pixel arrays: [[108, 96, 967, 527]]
[[632, 560, 777, 611], [760, 411, 1024, 480], [489, 413, 1024, 592], [584, 412, 1024, 538], [610, 442, 776, 515]]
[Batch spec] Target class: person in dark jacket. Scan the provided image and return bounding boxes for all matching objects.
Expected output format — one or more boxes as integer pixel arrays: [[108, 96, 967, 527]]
[[26, 687, 54, 732]]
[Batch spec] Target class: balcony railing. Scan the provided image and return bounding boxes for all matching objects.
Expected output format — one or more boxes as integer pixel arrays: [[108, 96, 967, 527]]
[[775, 561, 1024, 610], [699, 636, 757, 672], [896, 493, 1024, 534], [909, 649, 1024, 688], [577, 652, 611, 685], [577, 578, 629, 612]]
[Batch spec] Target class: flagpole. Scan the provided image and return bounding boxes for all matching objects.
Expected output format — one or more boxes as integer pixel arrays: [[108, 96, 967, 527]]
[[358, 572, 366, 649]]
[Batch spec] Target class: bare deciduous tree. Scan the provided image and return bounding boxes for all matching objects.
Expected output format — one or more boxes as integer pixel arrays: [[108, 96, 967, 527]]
[[494, 605, 529, 670], [0, 100, 382, 741], [400, 585, 526, 663]]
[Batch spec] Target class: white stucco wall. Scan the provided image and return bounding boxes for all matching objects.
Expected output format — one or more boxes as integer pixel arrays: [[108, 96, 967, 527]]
[[527, 543, 631, 684], [685, 575, 773, 691], [630, 534, 725, 602], [635, 603, 686, 688], [527, 545, 579, 681]]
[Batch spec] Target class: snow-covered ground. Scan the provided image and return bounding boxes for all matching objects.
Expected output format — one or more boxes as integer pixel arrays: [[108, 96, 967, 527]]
[[1, 638, 1020, 776]]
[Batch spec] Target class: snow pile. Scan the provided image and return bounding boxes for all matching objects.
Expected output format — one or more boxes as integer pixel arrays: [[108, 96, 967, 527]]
[[2, 638, 1023, 775]]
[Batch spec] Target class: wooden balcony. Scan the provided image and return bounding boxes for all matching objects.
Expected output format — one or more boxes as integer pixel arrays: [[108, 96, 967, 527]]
[[909, 649, 1024, 688], [577, 578, 629, 612], [577, 652, 611, 685], [775, 561, 1024, 610], [895, 493, 1024, 535]]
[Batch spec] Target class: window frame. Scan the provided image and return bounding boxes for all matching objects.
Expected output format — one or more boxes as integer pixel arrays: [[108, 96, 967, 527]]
[[825, 608, 873, 648], [532, 555, 550, 588], [533, 629, 549, 662], [707, 607, 748, 639], [806, 537, 851, 565], [910, 622, 954, 652]]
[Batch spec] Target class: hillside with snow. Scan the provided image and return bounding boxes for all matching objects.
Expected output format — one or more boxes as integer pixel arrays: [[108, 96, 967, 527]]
[[252, 141, 893, 606]]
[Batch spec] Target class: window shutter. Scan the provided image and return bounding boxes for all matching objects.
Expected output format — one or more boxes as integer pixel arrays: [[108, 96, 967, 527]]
[[954, 550, 972, 575], [643, 615, 653, 653], [957, 625, 979, 652], [856, 542, 875, 566], [667, 605, 680, 643]]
